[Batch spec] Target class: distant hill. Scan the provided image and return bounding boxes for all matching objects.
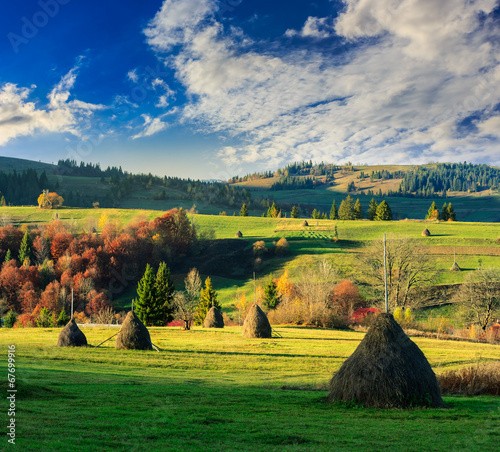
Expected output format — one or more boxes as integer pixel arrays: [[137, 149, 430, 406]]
[[0, 156, 56, 173]]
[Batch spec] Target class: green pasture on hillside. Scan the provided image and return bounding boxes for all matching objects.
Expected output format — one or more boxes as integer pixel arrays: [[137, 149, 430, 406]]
[[2, 206, 500, 314], [0, 326, 499, 451]]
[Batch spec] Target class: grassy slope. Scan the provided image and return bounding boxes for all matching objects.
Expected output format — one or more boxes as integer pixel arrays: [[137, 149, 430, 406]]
[[3, 206, 500, 315], [0, 156, 56, 173], [0, 326, 498, 451]]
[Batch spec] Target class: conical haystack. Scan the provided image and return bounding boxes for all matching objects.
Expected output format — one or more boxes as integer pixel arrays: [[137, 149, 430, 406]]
[[328, 313, 445, 408], [115, 311, 152, 350], [422, 228, 431, 237], [57, 318, 87, 347], [235, 231, 243, 238], [450, 262, 461, 271], [302, 220, 309, 227], [203, 306, 224, 328], [242, 304, 272, 338]]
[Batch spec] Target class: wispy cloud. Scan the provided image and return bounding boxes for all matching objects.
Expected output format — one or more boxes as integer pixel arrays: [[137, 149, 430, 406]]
[[145, 0, 500, 169], [132, 113, 169, 139], [0, 63, 105, 146], [285, 16, 335, 39]]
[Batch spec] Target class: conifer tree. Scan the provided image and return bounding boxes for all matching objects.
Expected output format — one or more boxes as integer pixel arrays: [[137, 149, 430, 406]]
[[375, 200, 393, 221], [195, 277, 221, 325], [426, 201, 439, 220], [263, 276, 281, 310], [338, 195, 356, 220], [367, 198, 378, 220], [329, 200, 338, 220], [18, 230, 32, 266], [134, 264, 158, 326], [441, 203, 449, 221], [447, 203, 457, 221], [239, 203, 248, 217], [155, 262, 175, 324], [4, 249, 11, 263], [291, 206, 299, 218], [354, 199, 363, 220]]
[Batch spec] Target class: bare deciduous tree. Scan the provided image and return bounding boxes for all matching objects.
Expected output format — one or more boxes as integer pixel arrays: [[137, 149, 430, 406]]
[[453, 267, 500, 330], [358, 234, 436, 309], [174, 268, 202, 330]]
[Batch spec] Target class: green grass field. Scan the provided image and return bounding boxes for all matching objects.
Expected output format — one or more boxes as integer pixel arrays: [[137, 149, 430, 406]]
[[1, 326, 499, 451]]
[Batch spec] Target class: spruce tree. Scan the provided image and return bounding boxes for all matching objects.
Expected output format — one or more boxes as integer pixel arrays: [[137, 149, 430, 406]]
[[134, 264, 158, 326], [263, 276, 281, 310], [354, 199, 363, 220], [329, 200, 338, 220], [367, 198, 378, 220], [338, 195, 356, 220], [4, 249, 11, 263], [426, 201, 439, 220], [441, 203, 449, 221], [375, 200, 393, 221], [291, 206, 299, 218], [155, 262, 175, 324], [195, 277, 221, 325], [239, 203, 248, 217], [18, 230, 32, 266], [447, 203, 457, 221]]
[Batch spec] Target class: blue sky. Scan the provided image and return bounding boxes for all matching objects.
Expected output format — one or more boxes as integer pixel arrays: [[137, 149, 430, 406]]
[[1, 0, 500, 179]]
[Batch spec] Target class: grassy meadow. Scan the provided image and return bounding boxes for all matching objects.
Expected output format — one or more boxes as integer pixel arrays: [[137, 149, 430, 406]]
[[1, 325, 499, 451]]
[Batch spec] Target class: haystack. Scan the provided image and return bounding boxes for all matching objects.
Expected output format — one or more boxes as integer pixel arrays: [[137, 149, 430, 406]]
[[328, 313, 445, 408], [302, 220, 309, 227], [242, 304, 272, 338], [422, 228, 431, 237], [450, 262, 461, 271], [115, 311, 152, 350], [203, 306, 224, 328], [235, 231, 243, 238], [57, 318, 87, 347]]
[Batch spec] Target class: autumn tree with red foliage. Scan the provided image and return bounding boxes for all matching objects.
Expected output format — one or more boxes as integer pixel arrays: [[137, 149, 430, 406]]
[[330, 280, 366, 321]]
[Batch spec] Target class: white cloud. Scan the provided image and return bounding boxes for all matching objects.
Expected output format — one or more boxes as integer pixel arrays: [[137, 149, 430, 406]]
[[145, 0, 500, 169], [132, 114, 169, 139], [127, 69, 139, 83], [0, 66, 105, 146], [285, 16, 335, 39]]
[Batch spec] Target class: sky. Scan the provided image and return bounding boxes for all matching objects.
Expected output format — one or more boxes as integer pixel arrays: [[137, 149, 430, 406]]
[[0, 0, 499, 180]]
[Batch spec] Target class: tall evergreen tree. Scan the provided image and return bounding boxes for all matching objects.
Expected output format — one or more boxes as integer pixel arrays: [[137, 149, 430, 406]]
[[441, 203, 449, 221], [447, 203, 457, 221], [290, 206, 299, 218], [338, 195, 356, 220], [239, 203, 248, 217], [267, 202, 280, 218], [426, 201, 439, 220], [367, 198, 378, 220], [263, 276, 281, 310], [329, 200, 338, 220], [4, 249, 11, 263], [354, 199, 363, 220], [155, 262, 175, 324], [134, 264, 159, 326], [375, 200, 393, 221], [18, 230, 32, 266], [195, 277, 221, 325], [311, 208, 321, 219]]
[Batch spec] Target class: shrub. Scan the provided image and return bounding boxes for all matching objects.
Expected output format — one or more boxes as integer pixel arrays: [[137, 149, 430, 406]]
[[16, 313, 35, 328], [3, 310, 17, 328], [438, 361, 500, 396], [56, 310, 69, 326]]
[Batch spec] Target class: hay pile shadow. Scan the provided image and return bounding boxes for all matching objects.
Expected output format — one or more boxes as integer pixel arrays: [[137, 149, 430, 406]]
[[57, 318, 87, 347], [204, 306, 224, 328], [115, 311, 152, 350], [242, 304, 272, 338], [328, 313, 445, 408], [422, 228, 431, 237]]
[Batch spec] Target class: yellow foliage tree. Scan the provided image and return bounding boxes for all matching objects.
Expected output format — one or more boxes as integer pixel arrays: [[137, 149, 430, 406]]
[[276, 269, 293, 299], [38, 190, 64, 209], [98, 213, 109, 230]]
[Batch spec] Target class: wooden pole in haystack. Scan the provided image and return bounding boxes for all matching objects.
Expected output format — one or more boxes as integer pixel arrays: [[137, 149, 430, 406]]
[[71, 288, 74, 319], [384, 234, 389, 313]]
